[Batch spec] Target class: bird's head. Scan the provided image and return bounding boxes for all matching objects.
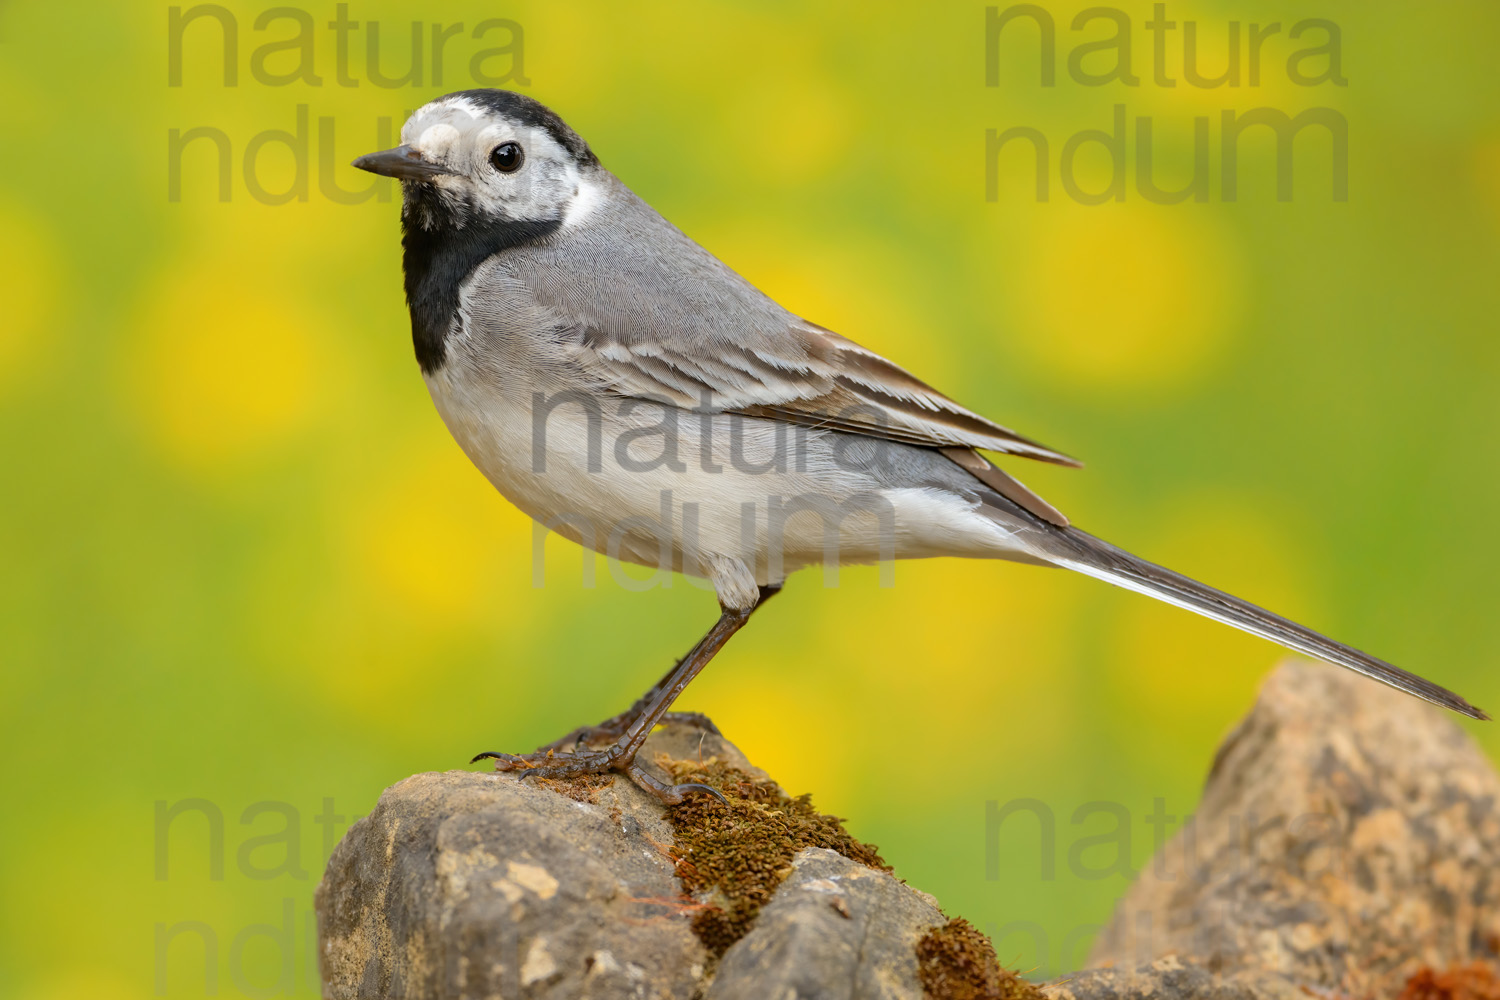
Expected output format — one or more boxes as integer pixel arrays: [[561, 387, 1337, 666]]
[[353, 89, 601, 232]]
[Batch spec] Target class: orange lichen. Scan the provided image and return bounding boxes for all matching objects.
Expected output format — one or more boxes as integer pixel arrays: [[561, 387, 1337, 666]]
[[1398, 963, 1500, 1000]]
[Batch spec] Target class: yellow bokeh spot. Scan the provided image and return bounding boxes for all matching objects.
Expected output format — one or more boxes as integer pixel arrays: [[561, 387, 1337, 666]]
[[837, 559, 1073, 756], [0, 200, 62, 394], [1006, 202, 1242, 393], [728, 75, 853, 183], [257, 438, 534, 714], [711, 678, 859, 809], [128, 259, 325, 473], [699, 556, 1078, 806], [348, 443, 529, 627]]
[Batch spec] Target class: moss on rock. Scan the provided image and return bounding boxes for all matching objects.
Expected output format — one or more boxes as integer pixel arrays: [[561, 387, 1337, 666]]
[[915, 917, 1046, 1000], [660, 753, 888, 957]]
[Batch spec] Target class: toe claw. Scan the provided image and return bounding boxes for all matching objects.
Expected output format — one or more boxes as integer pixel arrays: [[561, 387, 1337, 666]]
[[473, 751, 532, 772], [673, 782, 728, 806]]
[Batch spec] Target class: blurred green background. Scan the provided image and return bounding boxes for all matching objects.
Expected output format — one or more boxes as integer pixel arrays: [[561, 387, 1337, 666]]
[[3, 0, 1497, 994]]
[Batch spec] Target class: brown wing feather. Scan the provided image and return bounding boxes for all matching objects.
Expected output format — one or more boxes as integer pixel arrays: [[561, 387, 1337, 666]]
[[728, 323, 1083, 467], [571, 316, 1080, 521], [940, 447, 1070, 527]]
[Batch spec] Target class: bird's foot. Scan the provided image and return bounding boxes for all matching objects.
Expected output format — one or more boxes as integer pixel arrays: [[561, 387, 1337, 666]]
[[471, 743, 725, 806], [534, 710, 722, 754]]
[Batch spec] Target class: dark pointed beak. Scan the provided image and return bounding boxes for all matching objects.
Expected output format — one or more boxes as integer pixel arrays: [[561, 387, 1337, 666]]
[[352, 145, 452, 182]]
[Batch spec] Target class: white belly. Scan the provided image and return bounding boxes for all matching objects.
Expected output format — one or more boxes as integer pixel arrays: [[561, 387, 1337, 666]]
[[433, 384, 1021, 581]]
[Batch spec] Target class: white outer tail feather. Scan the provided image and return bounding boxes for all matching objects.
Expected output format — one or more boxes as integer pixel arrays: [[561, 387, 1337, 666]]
[[1045, 534, 1487, 722]]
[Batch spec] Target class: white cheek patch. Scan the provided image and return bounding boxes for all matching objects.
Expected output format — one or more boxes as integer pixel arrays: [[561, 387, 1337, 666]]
[[563, 176, 605, 229]]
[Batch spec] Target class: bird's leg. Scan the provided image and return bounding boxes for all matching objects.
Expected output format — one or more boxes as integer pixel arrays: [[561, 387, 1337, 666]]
[[474, 585, 780, 804], [532, 661, 712, 754], [534, 584, 783, 753]]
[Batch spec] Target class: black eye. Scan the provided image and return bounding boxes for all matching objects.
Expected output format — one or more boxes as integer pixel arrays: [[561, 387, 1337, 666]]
[[489, 142, 523, 173]]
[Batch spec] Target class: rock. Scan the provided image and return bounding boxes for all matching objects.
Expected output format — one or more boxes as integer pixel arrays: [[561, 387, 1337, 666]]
[[315, 722, 952, 999], [709, 847, 943, 1000], [316, 661, 1500, 1000], [314, 766, 707, 999], [1045, 960, 1302, 1000], [1086, 661, 1500, 997]]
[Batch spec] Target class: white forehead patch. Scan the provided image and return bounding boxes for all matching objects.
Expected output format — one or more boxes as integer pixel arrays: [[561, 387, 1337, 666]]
[[400, 96, 490, 148], [413, 121, 462, 158]]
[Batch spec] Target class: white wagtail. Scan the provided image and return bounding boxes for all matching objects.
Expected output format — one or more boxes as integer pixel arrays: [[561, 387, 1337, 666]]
[[353, 89, 1485, 803]]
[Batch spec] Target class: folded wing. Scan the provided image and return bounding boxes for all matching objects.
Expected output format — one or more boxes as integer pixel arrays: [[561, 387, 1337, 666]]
[[570, 318, 1078, 522], [575, 319, 1077, 465]]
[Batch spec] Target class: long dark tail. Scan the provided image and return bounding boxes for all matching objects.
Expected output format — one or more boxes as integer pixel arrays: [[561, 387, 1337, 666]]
[[1041, 527, 1487, 721]]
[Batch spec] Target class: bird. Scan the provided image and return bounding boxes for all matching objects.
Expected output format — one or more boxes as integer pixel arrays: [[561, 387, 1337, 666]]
[[352, 88, 1486, 803]]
